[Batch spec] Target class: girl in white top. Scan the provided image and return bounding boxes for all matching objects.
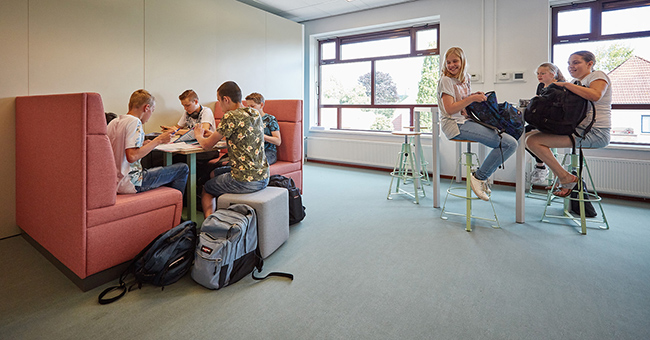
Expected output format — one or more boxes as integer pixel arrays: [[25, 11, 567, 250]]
[[526, 50, 612, 197], [437, 47, 518, 201]]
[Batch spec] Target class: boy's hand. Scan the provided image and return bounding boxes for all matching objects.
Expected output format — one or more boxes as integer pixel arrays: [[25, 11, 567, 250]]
[[160, 125, 175, 131], [194, 124, 204, 139], [155, 130, 173, 144]]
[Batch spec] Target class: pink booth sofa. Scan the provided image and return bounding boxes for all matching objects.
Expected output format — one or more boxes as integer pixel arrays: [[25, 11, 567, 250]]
[[15, 93, 183, 291], [213, 99, 304, 191]]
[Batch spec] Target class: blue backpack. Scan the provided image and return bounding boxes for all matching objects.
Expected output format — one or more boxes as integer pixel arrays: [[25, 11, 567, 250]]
[[466, 91, 524, 140], [98, 221, 197, 304]]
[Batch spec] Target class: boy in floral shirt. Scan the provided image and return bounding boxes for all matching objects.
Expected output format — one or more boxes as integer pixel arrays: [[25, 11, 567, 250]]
[[195, 81, 269, 217]]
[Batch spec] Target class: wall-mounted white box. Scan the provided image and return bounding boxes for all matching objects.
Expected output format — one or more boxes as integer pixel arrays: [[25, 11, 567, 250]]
[[497, 72, 511, 81]]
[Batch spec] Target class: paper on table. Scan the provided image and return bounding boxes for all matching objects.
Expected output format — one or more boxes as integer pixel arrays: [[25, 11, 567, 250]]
[[155, 142, 202, 152]]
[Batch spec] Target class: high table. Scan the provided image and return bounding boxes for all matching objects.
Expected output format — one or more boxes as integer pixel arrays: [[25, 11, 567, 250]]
[[431, 108, 526, 223], [156, 141, 226, 223]]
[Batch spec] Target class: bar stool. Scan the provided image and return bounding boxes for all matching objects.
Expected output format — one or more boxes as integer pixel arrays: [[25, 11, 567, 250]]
[[541, 151, 610, 235], [405, 126, 431, 185], [440, 140, 500, 232], [387, 131, 426, 204]]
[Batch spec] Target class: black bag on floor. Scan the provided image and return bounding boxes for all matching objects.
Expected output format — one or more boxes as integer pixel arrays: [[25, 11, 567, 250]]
[[570, 180, 598, 217], [268, 174, 306, 225], [191, 204, 293, 290], [98, 221, 197, 304]]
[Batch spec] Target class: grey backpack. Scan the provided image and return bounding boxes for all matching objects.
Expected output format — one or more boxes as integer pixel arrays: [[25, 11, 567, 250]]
[[191, 204, 293, 289]]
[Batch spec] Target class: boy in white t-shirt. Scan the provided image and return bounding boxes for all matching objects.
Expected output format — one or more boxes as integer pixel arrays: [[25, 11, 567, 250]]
[[107, 89, 189, 195], [161, 89, 215, 137]]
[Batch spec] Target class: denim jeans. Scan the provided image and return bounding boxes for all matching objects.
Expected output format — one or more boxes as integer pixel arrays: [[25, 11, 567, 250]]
[[136, 163, 189, 196], [266, 149, 277, 165], [452, 121, 518, 180], [203, 172, 269, 201], [575, 127, 610, 149]]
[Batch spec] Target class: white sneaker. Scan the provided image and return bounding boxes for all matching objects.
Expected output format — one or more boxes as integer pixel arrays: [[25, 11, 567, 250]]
[[530, 167, 549, 185], [470, 173, 490, 201]]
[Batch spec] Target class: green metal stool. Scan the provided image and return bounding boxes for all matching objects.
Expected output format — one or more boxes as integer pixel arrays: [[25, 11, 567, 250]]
[[440, 140, 500, 232], [541, 151, 610, 235], [405, 126, 430, 185], [387, 131, 426, 204]]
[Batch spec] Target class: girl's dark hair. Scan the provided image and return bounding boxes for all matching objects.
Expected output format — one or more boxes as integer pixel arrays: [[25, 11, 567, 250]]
[[571, 50, 597, 71]]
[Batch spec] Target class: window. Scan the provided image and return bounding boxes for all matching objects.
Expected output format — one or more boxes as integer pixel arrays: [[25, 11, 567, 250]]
[[552, 0, 650, 145], [317, 25, 439, 132]]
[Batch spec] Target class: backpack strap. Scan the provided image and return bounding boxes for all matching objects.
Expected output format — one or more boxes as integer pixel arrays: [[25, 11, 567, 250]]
[[98, 283, 127, 305], [252, 269, 294, 281], [573, 100, 595, 192], [573, 100, 596, 140], [98, 262, 133, 304], [250, 249, 294, 282]]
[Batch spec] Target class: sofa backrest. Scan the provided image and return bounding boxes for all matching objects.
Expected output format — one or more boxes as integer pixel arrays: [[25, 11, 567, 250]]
[[85, 93, 117, 209], [213, 99, 303, 163], [263, 100, 303, 163], [16, 93, 117, 277], [16, 93, 116, 215]]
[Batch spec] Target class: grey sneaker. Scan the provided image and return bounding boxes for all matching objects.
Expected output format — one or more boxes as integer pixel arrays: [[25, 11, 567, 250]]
[[530, 167, 549, 185], [483, 180, 491, 195], [470, 173, 490, 201]]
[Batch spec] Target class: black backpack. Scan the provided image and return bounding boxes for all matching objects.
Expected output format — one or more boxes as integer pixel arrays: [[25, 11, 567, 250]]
[[98, 221, 197, 304], [524, 83, 595, 139], [268, 175, 306, 225]]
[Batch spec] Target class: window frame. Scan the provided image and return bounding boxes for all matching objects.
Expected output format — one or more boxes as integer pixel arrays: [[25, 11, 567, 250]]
[[317, 25, 439, 131], [552, 0, 650, 144]]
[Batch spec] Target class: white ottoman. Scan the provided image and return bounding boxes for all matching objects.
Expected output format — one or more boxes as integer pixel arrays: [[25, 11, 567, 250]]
[[217, 186, 289, 259]]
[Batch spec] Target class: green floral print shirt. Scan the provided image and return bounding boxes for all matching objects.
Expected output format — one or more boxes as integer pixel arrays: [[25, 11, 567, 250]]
[[217, 107, 269, 182]]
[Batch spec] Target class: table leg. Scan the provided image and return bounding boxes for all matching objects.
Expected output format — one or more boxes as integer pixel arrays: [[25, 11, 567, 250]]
[[516, 134, 526, 223], [164, 152, 172, 166], [432, 108, 440, 208], [187, 153, 197, 223]]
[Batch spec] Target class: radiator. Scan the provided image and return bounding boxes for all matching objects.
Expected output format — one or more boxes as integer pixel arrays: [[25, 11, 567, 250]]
[[575, 156, 650, 198], [306, 136, 409, 169]]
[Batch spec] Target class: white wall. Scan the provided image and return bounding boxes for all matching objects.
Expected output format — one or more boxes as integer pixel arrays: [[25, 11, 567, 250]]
[[0, 0, 303, 238], [302, 0, 650, 186]]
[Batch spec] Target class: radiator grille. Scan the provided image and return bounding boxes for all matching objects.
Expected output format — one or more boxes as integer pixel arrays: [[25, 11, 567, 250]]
[[580, 156, 650, 198]]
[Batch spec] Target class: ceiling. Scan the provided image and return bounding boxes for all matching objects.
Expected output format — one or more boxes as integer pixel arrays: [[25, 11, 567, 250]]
[[237, 0, 418, 23]]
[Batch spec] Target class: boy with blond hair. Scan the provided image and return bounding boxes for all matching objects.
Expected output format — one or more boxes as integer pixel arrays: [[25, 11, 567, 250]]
[[244, 92, 281, 165], [107, 89, 189, 194]]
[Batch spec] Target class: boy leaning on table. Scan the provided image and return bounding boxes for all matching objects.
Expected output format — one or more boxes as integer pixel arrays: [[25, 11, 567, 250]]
[[107, 89, 189, 195], [194, 81, 269, 218], [160, 89, 215, 136]]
